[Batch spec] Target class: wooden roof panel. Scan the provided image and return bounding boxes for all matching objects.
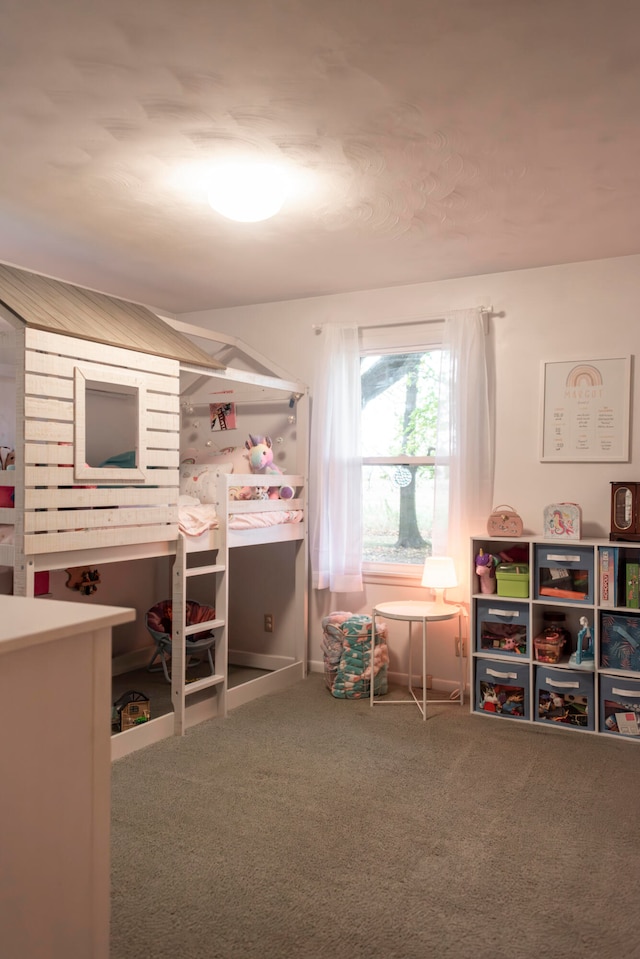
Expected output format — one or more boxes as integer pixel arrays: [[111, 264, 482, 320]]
[[0, 264, 224, 370]]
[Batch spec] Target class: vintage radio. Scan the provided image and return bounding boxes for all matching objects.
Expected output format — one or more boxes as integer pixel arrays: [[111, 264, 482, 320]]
[[610, 482, 640, 541]]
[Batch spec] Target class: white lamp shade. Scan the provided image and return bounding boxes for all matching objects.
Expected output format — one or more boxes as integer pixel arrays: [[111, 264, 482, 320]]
[[421, 556, 458, 589]]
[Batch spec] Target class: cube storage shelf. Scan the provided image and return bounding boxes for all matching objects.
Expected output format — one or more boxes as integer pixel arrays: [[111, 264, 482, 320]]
[[471, 536, 640, 742]]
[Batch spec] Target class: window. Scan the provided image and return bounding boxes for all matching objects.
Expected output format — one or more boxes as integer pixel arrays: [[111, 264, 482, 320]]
[[73, 367, 147, 483], [361, 325, 444, 571]]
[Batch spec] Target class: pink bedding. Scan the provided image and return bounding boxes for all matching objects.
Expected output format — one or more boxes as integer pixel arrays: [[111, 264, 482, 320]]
[[229, 509, 303, 530]]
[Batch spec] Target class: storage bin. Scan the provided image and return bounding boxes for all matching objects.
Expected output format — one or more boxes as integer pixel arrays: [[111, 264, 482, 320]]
[[320, 612, 389, 699], [475, 599, 529, 656], [600, 612, 640, 672], [600, 674, 640, 737], [534, 632, 566, 664], [534, 545, 593, 604], [475, 659, 529, 720], [496, 563, 529, 598], [535, 666, 594, 730]]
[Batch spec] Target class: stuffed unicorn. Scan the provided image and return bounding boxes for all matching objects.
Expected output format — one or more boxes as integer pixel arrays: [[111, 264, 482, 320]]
[[245, 434, 294, 500]]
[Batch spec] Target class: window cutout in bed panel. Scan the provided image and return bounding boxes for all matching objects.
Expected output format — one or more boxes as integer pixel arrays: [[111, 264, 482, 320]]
[[74, 368, 147, 483]]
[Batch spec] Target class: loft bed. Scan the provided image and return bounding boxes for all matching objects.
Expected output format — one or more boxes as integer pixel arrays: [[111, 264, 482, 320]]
[[0, 264, 308, 759]]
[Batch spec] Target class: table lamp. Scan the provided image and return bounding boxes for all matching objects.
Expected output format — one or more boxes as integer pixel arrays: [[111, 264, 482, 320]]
[[421, 556, 457, 612]]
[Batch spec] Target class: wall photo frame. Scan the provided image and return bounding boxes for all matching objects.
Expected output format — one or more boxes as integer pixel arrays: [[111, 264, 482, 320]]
[[540, 356, 631, 462]]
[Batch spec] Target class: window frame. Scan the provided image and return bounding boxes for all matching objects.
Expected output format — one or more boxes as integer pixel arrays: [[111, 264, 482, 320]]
[[360, 320, 444, 581], [73, 366, 147, 483]]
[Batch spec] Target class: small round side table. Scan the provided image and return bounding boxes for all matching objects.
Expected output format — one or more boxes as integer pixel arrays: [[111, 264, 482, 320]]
[[370, 600, 464, 721]]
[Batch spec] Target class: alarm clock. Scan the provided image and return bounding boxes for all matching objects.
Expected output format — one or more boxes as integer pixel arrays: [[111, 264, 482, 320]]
[[610, 482, 640, 541]]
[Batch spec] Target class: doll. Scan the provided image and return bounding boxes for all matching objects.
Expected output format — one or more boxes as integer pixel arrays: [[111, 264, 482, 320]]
[[475, 548, 498, 594]]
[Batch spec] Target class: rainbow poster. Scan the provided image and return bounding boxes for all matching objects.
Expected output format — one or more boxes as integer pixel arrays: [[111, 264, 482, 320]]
[[541, 357, 630, 461]]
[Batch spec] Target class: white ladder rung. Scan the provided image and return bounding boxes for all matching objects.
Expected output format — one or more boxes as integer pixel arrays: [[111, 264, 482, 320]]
[[184, 673, 225, 696], [184, 617, 224, 636], [186, 563, 225, 578]]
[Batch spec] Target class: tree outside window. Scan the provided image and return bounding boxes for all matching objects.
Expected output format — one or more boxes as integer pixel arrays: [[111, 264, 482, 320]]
[[361, 349, 442, 568]]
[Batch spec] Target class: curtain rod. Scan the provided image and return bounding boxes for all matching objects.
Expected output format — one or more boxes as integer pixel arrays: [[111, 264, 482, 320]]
[[312, 305, 494, 335]]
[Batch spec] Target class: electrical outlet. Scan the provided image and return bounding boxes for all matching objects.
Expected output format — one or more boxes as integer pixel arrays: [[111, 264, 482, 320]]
[[264, 613, 274, 633], [455, 638, 467, 658]]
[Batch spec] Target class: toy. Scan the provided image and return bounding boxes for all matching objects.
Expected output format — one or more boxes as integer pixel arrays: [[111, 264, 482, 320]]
[[501, 691, 525, 716], [502, 636, 524, 654], [229, 484, 270, 501], [245, 434, 294, 500], [65, 566, 101, 596], [569, 615, 595, 668], [475, 548, 498, 594], [480, 684, 500, 712]]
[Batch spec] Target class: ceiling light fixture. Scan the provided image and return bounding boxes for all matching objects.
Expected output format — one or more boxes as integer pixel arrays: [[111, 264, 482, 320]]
[[207, 161, 291, 223]]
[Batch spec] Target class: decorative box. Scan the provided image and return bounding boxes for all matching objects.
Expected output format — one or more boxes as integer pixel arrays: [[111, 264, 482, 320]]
[[487, 505, 523, 537], [496, 563, 530, 598], [543, 502, 582, 541]]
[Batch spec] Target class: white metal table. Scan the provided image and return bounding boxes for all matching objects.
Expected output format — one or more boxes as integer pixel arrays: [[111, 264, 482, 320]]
[[370, 600, 464, 720]]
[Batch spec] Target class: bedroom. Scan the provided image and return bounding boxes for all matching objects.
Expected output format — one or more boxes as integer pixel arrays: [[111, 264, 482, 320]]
[[2, 1, 640, 957]]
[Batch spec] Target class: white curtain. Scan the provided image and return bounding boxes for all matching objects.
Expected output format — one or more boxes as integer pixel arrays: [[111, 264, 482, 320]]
[[309, 324, 364, 593], [433, 309, 493, 599]]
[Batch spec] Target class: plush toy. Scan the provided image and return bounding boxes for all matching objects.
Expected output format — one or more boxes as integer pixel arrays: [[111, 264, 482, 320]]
[[475, 548, 498, 594], [229, 484, 270, 501], [244, 434, 294, 500]]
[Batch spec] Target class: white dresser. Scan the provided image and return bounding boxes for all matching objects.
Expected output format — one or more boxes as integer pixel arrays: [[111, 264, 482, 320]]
[[0, 595, 135, 959]]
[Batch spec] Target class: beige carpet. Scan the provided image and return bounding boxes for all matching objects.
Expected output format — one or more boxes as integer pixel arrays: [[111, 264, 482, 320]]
[[111, 673, 640, 959]]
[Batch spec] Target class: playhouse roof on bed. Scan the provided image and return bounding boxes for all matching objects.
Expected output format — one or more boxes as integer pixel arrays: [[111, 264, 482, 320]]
[[0, 263, 224, 370]]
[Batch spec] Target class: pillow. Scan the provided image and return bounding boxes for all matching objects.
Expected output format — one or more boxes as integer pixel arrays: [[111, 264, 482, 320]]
[[179, 463, 232, 503], [195, 446, 250, 473]]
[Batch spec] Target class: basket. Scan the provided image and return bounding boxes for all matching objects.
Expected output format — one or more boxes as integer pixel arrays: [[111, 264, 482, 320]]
[[534, 632, 566, 664]]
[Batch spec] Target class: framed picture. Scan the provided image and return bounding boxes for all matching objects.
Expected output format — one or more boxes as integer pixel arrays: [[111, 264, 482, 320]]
[[540, 356, 631, 462], [210, 401, 237, 432]]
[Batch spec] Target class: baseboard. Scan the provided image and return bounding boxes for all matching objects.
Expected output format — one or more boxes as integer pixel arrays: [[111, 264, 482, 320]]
[[308, 658, 469, 695], [227, 662, 304, 710], [111, 645, 155, 676], [228, 649, 296, 671]]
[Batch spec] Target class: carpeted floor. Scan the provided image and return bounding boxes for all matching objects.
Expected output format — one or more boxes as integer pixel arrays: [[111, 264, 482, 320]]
[[111, 663, 269, 731], [111, 673, 640, 959]]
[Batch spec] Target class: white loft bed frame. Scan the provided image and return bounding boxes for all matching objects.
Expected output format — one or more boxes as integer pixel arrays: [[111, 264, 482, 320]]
[[0, 267, 308, 760]]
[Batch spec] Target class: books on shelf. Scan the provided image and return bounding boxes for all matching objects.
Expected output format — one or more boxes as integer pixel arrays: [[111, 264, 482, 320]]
[[599, 548, 640, 609], [626, 562, 640, 609], [599, 547, 618, 608]]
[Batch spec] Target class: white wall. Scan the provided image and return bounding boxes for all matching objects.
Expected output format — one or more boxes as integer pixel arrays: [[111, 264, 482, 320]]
[[179, 253, 640, 688]]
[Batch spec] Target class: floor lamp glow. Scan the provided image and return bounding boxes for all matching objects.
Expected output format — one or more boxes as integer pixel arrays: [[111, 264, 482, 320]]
[[421, 556, 457, 612]]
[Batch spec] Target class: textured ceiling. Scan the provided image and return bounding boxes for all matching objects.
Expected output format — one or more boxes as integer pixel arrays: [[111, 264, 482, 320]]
[[1, 0, 639, 314]]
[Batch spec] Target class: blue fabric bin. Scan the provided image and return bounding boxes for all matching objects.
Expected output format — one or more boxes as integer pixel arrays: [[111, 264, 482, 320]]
[[600, 673, 640, 737], [475, 658, 530, 720], [534, 545, 594, 604], [475, 600, 529, 657], [535, 665, 594, 730]]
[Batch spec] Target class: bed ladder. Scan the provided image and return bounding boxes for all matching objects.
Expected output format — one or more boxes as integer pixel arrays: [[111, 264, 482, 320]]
[[171, 533, 228, 736]]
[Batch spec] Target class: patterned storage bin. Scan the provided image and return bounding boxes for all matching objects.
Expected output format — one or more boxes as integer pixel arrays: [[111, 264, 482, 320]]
[[321, 611, 389, 699], [600, 612, 640, 672]]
